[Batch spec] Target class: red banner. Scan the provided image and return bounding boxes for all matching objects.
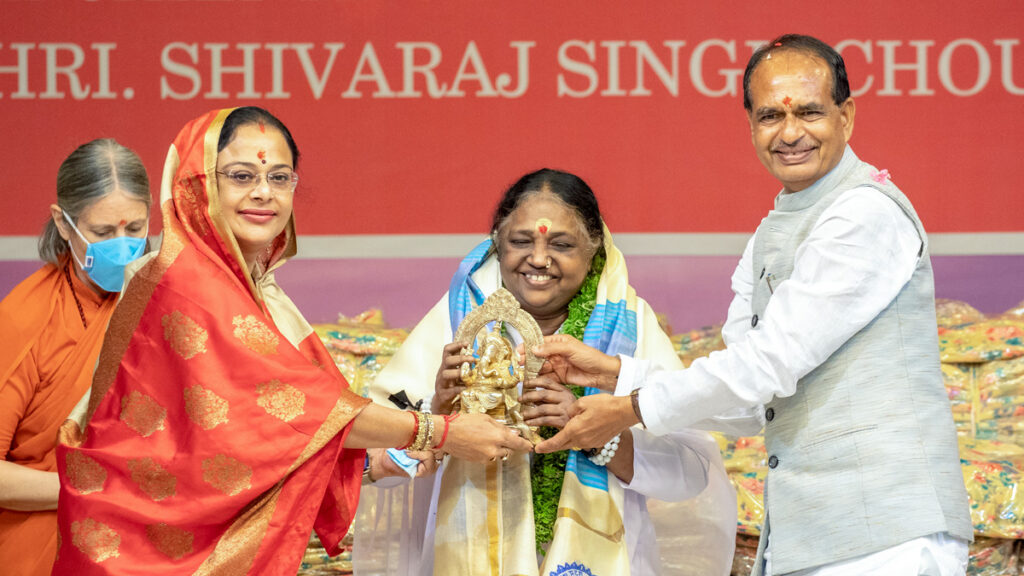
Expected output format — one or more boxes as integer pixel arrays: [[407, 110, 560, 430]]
[[2, 0, 1023, 237]]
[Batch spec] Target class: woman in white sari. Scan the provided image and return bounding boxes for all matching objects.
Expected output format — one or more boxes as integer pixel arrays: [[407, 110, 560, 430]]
[[355, 169, 756, 575]]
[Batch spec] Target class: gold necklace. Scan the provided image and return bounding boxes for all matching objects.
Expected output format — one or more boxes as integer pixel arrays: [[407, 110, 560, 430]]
[[63, 261, 88, 329]]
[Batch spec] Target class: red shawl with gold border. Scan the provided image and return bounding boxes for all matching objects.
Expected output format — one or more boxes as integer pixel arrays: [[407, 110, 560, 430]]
[[53, 109, 370, 575]]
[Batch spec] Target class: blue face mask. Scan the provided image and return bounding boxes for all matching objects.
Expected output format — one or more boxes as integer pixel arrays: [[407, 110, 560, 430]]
[[63, 210, 148, 293]]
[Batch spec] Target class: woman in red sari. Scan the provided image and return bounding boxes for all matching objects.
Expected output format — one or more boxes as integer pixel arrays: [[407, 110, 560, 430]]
[[53, 107, 530, 575], [0, 138, 151, 576]]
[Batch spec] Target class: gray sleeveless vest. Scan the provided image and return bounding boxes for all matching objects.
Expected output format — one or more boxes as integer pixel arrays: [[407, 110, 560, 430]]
[[749, 148, 972, 575]]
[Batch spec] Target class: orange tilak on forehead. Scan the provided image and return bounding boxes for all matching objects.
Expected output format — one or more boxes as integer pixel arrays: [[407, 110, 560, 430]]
[[535, 218, 552, 235], [119, 220, 127, 227], [782, 95, 793, 107], [257, 149, 267, 164]]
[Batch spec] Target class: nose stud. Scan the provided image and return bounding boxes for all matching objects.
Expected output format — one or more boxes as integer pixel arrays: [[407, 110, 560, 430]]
[[545, 257, 552, 269]]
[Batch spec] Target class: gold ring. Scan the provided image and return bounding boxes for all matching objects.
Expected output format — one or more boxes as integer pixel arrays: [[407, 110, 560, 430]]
[[570, 446, 582, 451]]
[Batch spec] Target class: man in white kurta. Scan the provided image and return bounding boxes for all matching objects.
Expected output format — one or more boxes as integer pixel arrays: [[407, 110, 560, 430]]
[[534, 34, 972, 575]]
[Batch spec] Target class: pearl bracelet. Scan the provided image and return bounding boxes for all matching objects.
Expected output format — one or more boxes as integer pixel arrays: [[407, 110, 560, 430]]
[[585, 434, 621, 466]]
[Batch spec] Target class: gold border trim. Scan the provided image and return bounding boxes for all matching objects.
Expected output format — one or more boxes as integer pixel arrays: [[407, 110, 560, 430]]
[[556, 506, 625, 544]]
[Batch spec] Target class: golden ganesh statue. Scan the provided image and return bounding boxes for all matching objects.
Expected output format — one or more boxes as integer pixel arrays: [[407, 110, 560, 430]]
[[453, 288, 544, 445], [457, 326, 526, 427]]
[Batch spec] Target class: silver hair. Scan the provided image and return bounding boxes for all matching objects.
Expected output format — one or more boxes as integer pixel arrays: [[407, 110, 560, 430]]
[[38, 139, 151, 264]]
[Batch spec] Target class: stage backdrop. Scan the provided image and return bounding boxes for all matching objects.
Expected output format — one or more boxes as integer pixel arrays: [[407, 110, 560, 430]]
[[2, 1, 1023, 328]]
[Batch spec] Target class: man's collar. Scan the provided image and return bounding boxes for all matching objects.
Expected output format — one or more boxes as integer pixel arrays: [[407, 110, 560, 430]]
[[774, 145, 858, 212]]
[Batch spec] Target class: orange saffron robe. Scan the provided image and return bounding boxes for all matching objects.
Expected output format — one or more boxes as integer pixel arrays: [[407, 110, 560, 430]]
[[0, 261, 116, 576], [53, 109, 370, 575]]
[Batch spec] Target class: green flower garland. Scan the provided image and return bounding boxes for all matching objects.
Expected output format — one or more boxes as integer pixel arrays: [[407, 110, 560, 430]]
[[530, 250, 606, 554]]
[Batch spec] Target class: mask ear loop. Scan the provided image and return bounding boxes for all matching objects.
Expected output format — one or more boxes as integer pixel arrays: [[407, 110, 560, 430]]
[[61, 209, 94, 269]]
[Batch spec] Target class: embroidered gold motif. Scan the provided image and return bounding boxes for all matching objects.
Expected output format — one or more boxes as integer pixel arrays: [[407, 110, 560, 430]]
[[127, 457, 177, 501], [202, 454, 252, 496], [65, 450, 107, 494], [162, 310, 208, 360], [335, 398, 356, 418], [146, 523, 194, 560], [232, 315, 279, 356], [71, 518, 121, 563], [256, 380, 305, 423], [88, 213, 184, 426], [120, 390, 167, 437], [184, 385, 230, 430], [58, 419, 84, 449], [193, 475, 282, 575]]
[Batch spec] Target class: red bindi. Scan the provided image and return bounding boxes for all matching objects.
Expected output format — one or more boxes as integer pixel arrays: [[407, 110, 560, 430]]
[[119, 220, 127, 227], [535, 218, 552, 235], [257, 149, 267, 164], [783, 95, 792, 107]]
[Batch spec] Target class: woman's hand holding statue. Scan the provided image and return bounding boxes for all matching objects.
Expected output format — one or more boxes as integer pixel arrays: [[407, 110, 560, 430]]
[[431, 341, 473, 414], [439, 412, 534, 462], [520, 376, 576, 429]]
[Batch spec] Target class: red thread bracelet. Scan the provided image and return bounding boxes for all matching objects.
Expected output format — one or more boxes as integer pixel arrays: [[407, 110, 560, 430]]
[[398, 411, 418, 450], [435, 413, 459, 450]]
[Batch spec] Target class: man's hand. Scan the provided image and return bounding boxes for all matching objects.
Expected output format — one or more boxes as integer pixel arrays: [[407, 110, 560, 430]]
[[534, 394, 638, 453], [534, 334, 622, 392]]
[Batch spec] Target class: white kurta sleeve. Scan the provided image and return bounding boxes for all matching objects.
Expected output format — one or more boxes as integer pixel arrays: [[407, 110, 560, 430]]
[[622, 427, 716, 501], [617, 301, 711, 501], [615, 292, 765, 437], [635, 187, 922, 436]]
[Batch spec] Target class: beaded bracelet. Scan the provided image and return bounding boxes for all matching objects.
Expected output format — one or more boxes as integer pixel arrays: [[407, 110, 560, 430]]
[[585, 434, 621, 466]]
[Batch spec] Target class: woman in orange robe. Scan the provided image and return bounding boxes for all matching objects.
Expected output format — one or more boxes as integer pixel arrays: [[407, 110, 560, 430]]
[[0, 139, 152, 576], [52, 107, 531, 575]]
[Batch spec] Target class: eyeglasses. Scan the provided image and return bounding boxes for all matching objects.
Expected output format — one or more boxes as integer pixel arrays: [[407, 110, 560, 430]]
[[216, 169, 298, 193]]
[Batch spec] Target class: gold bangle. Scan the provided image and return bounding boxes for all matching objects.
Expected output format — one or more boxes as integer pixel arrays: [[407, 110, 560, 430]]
[[410, 412, 426, 451], [426, 414, 435, 449], [419, 412, 430, 450], [410, 412, 435, 451]]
